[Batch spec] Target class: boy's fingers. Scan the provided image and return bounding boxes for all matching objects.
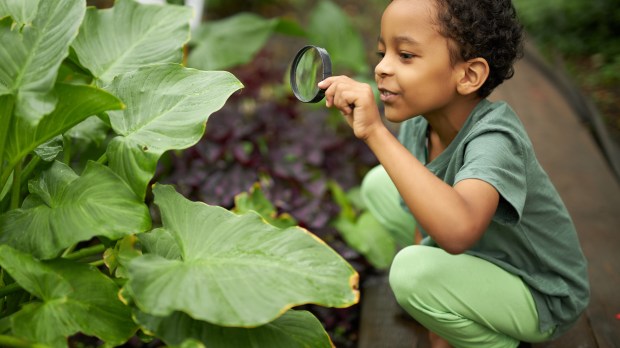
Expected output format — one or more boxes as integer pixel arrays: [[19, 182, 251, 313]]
[[317, 76, 335, 89]]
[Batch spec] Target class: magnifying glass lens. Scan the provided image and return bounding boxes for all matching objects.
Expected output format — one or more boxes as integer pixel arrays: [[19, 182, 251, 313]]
[[295, 49, 322, 100], [290, 46, 332, 103]]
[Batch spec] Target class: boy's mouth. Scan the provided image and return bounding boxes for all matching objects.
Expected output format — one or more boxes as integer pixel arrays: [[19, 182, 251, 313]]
[[378, 88, 398, 102]]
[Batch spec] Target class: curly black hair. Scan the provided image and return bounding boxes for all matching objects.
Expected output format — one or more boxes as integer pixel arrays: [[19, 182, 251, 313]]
[[433, 0, 524, 98]]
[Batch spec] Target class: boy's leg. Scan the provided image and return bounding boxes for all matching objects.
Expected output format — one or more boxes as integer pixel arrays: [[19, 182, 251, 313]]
[[389, 245, 554, 348], [361, 165, 416, 247]]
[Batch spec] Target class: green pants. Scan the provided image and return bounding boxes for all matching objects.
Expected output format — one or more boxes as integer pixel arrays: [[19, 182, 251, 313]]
[[361, 165, 554, 347], [361, 165, 416, 247]]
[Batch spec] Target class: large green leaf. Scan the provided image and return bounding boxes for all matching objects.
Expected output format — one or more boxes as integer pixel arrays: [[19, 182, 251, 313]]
[[34, 136, 64, 162], [72, 0, 192, 84], [136, 310, 333, 348], [104, 64, 243, 198], [0, 245, 137, 347], [1, 83, 123, 184], [124, 185, 359, 327], [188, 13, 280, 70], [0, 161, 151, 259], [0, 0, 39, 27], [65, 116, 109, 147], [0, 0, 85, 122]]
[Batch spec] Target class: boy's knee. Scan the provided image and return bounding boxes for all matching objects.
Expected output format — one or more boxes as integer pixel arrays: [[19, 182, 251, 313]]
[[389, 246, 435, 304], [361, 165, 416, 247], [361, 165, 388, 203]]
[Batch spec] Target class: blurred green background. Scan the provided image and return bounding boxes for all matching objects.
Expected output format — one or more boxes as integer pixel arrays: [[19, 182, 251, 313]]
[[513, 0, 620, 144]]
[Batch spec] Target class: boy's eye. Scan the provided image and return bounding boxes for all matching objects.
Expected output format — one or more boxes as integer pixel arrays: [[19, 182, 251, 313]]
[[376, 51, 385, 58], [400, 53, 415, 59]]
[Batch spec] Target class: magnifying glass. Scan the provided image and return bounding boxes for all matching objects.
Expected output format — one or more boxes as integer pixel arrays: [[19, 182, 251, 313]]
[[290, 45, 332, 103]]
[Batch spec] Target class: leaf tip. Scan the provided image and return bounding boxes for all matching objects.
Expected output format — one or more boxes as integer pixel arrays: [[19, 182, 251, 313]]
[[350, 272, 360, 303]]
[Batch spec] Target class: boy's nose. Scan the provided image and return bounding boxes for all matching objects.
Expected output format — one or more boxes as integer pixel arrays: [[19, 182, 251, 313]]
[[375, 57, 393, 78]]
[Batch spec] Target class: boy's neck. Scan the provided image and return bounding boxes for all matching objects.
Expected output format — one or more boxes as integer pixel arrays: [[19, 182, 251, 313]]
[[425, 96, 483, 160]]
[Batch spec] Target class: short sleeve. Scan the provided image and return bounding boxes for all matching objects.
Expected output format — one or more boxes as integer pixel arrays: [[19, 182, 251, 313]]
[[455, 131, 527, 224]]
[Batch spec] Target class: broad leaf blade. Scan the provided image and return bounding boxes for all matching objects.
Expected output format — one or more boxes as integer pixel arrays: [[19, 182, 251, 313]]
[[0, 0, 39, 27], [233, 183, 298, 229], [0, 245, 71, 301], [330, 182, 396, 269], [65, 116, 109, 146], [125, 185, 359, 327], [188, 13, 280, 70], [138, 227, 182, 260], [104, 64, 243, 198], [0, 0, 85, 122], [136, 310, 333, 348], [34, 136, 64, 162], [334, 211, 396, 270], [72, 0, 192, 84], [0, 245, 136, 347], [1, 83, 123, 184], [0, 161, 151, 259]]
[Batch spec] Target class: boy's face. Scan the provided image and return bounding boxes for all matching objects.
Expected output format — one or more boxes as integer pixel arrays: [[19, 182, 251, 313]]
[[376, 0, 461, 122]]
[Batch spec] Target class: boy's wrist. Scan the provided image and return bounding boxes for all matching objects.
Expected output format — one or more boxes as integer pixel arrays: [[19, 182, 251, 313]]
[[362, 123, 391, 145]]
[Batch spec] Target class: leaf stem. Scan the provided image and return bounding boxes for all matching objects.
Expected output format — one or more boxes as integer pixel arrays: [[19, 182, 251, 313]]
[[89, 259, 105, 267], [62, 244, 105, 261], [20, 156, 41, 183], [0, 283, 22, 298], [0, 96, 15, 182], [0, 334, 47, 348], [61, 243, 77, 258], [62, 136, 71, 165], [97, 153, 107, 164], [0, 170, 11, 200], [9, 161, 22, 210]]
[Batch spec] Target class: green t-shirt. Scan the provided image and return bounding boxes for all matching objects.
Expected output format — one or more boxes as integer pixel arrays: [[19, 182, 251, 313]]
[[397, 99, 590, 337]]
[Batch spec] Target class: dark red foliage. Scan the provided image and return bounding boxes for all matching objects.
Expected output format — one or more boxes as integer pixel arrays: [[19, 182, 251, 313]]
[[159, 51, 377, 231]]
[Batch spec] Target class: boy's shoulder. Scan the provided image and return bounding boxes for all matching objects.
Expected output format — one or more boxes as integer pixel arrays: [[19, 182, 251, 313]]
[[468, 99, 527, 138]]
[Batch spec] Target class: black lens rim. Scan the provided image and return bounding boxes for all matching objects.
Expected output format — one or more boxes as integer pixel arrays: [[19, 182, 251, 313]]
[[290, 45, 332, 103]]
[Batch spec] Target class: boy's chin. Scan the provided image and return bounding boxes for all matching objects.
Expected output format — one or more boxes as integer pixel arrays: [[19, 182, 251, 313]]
[[383, 107, 416, 123]]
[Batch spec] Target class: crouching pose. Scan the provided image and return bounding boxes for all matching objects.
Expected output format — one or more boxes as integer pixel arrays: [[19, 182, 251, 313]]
[[318, 0, 590, 347]]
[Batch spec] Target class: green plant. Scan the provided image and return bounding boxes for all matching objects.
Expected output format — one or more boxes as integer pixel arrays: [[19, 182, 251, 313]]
[[329, 182, 395, 270], [0, 0, 358, 347], [166, 0, 379, 229], [514, 0, 620, 84], [187, 12, 305, 71]]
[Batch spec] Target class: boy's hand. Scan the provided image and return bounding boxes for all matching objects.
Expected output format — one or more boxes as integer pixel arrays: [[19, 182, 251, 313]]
[[318, 76, 383, 141]]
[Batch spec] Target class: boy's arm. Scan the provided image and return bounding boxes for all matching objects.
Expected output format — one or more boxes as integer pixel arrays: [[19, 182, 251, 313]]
[[365, 126, 499, 254], [319, 76, 499, 254]]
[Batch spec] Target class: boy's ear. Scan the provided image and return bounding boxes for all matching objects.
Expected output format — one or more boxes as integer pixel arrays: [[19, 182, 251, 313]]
[[456, 57, 489, 96]]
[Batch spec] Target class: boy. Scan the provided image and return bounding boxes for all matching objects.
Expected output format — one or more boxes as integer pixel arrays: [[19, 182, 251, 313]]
[[317, 0, 590, 347]]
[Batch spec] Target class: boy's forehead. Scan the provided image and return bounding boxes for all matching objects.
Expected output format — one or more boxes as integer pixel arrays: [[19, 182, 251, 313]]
[[378, 35, 420, 45], [380, 0, 440, 41], [382, 0, 438, 26]]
